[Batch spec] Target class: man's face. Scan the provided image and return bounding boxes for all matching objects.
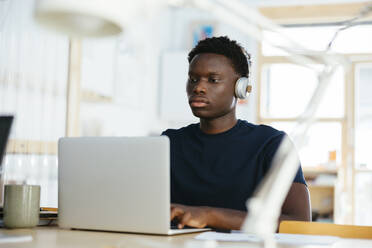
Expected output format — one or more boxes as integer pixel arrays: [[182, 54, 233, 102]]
[[187, 53, 239, 119]]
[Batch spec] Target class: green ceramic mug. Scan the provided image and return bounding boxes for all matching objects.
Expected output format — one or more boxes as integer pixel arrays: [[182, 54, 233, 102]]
[[3, 184, 40, 228]]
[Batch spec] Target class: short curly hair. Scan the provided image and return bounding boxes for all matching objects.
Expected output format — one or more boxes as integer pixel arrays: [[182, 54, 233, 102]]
[[188, 36, 251, 78]]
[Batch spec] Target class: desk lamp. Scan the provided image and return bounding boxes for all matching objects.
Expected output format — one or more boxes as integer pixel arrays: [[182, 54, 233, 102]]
[[34, 0, 132, 37]]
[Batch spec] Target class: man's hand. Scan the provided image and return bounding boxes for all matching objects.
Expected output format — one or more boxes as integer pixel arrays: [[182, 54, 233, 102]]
[[170, 203, 210, 229], [170, 183, 310, 231]]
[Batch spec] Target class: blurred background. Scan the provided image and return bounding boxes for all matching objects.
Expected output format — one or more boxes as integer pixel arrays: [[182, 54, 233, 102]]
[[0, 0, 372, 226]]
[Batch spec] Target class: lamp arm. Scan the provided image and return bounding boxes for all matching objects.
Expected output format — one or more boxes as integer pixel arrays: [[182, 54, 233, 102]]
[[242, 66, 338, 238]]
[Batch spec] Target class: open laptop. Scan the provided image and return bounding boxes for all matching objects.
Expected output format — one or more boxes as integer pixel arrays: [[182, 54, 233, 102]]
[[58, 136, 210, 235], [0, 116, 13, 167]]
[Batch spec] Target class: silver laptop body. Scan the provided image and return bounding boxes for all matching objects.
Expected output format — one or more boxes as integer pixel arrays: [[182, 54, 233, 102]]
[[58, 136, 209, 235]]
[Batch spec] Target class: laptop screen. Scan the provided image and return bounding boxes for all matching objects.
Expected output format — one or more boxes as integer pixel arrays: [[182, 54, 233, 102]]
[[0, 116, 13, 166]]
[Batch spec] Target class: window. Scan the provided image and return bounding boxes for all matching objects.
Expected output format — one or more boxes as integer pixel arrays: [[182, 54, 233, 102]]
[[261, 64, 344, 119], [262, 25, 372, 56], [269, 122, 342, 167], [355, 64, 372, 170], [257, 23, 372, 225]]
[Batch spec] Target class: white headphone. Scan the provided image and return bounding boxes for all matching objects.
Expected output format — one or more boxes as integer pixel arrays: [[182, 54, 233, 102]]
[[235, 77, 252, 99], [234, 53, 252, 99]]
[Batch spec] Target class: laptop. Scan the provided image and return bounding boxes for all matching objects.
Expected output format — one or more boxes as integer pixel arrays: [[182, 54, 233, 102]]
[[0, 116, 13, 167], [58, 136, 210, 235]]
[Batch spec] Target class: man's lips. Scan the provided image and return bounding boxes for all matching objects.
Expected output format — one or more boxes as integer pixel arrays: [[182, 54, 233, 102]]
[[189, 97, 209, 108]]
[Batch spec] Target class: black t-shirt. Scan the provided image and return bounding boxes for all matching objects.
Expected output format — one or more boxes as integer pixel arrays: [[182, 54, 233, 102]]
[[162, 119, 306, 211]]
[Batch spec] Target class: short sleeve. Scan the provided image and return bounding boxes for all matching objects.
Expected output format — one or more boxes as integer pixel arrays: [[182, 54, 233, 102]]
[[262, 133, 307, 186]]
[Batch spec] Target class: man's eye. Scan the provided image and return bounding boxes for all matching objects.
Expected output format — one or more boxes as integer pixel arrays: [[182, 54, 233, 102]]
[[189, 77, 198, 83], [209, 78, 219, 83]]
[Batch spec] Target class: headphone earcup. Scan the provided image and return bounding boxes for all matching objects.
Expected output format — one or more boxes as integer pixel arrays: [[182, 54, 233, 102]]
[[235, 77, 251, 99]]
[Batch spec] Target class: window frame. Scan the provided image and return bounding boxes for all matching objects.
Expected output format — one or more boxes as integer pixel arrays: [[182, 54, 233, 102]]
[[255, 17, 372, 224]]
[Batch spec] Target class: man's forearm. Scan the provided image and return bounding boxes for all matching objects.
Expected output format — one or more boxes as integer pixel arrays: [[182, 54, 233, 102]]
[[206, 207, 247, 230], [205, 207, 310, 231]]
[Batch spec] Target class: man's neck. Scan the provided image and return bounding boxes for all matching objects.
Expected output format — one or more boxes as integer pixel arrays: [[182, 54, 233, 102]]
[[199, 115, 238, 134]]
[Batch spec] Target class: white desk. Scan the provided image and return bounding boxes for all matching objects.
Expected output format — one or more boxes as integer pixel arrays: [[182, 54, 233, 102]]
[[1, 226, 371, 248]]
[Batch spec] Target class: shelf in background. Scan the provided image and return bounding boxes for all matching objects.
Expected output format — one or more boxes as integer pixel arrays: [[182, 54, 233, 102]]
[[6, 139, 57, 155], [355, 168, 372, 173], [81, 89, 113, 103], [303, 166, 338, 179]]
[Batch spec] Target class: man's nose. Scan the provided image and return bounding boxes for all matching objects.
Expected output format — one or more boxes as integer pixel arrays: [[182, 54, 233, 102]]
[[193, 79, 207, 94]]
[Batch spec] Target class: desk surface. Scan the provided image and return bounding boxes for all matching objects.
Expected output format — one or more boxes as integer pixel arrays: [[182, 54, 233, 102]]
[[1, 226, 369, 248], [1, 226, 199, 248]]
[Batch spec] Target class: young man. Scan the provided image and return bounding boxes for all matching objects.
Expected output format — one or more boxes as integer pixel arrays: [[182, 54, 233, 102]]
[[162, 36, 311, 230]]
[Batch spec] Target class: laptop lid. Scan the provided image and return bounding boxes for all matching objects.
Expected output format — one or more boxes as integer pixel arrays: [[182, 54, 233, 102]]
[[58, 136, 172, 234], [0, 116, 13, 166]]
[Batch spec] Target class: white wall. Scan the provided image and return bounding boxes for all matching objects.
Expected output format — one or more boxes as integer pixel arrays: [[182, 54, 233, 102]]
[[0, 0, 69, 207]]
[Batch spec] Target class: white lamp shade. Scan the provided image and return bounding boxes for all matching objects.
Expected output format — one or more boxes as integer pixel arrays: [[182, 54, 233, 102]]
[[34, 0, 135, 37]]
